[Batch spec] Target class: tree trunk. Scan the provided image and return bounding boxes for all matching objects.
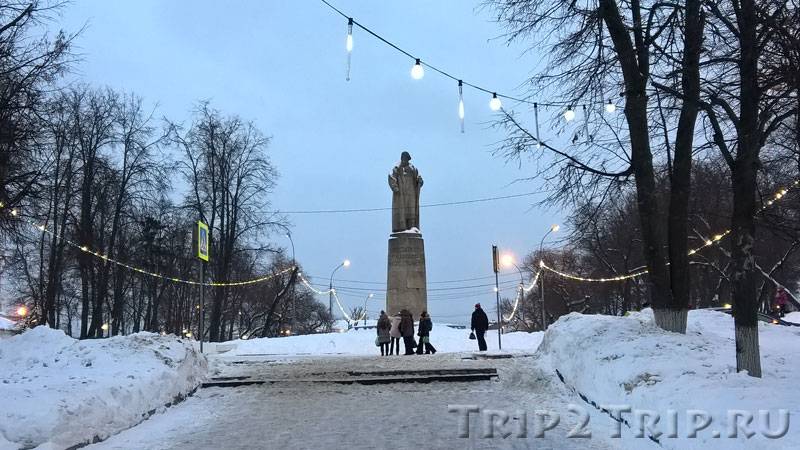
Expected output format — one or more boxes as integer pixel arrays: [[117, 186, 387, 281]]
[[600, 0, 675, 330], [664, 0, 703, 332], [730, 0, 762, 377]]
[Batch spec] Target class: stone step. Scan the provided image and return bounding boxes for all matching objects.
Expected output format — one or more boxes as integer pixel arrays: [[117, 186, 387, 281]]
[[202, 368, 498, 388], [345, 368, 497, 377]]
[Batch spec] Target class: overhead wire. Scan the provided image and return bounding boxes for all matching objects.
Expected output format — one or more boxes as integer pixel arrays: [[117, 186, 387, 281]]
[[318, 0, 606, 109]]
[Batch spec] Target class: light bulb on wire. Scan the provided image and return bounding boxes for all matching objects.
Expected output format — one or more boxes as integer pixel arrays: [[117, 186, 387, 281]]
[[564, 106, 576, 121], [605, 100, 616, 113], [489, 93, 502, 111], [345, 18, 354, 81], [346, 18, 353, 52], [457, 80, 465, 133], [411, 59, 424, 80]]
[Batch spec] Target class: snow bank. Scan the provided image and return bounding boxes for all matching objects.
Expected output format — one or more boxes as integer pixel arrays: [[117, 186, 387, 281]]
[[537, 309, 800, 449], [0, 317, 16, 331], [0, 327, 207, 449], [784, 311, 800, 324], [229, 323, 542, 356]]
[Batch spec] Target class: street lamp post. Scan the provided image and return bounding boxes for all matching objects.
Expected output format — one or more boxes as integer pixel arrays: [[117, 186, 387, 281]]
[[329, 259, 351, 319], [500, 253, 527, 326], [275, 225, 296, 334], [492, 245, 502, 350], [539, 224, 559, 331], [362, 293, 374, 326]]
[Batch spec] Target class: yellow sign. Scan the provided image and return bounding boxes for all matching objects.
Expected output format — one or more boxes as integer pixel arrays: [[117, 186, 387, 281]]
[[197, 221, 209, 261]]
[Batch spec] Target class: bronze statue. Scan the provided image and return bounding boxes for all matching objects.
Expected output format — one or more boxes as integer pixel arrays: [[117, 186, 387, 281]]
[[388, 151, 423, 232]]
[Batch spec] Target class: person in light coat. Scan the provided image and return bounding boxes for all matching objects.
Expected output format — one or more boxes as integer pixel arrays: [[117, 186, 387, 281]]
[[377, 311, 392, 356], [389, 312, 402, 355]]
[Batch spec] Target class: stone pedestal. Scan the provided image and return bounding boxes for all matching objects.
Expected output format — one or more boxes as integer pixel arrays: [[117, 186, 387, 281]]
[[386, 232, 427, 318]]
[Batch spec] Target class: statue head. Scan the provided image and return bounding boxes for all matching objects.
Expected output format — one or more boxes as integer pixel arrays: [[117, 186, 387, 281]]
[[400, 151, 411, 165]]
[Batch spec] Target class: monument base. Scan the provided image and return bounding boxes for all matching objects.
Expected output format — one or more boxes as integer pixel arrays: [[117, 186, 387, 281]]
[[386, 231, 428, 319]]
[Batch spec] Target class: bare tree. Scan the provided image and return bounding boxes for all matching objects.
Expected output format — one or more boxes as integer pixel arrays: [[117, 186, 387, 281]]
[[174, 102, 281, 341], [0, 1, 74, 228], [487, 0, 705, 332]]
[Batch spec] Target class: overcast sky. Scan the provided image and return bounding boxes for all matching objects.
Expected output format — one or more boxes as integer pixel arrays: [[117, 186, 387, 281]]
[[57, 0, 565, 324]]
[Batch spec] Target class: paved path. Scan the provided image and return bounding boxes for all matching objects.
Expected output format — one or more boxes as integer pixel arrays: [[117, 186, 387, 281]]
[[89, 352, 618, 450]]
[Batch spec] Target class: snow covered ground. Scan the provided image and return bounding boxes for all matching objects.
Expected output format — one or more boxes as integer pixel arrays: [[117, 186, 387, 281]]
[[5, 310, 797, 449], [0, 327, 206, 450], [538, 309, 800, 449], [229, 324, 542, 356], [89, 353, 614, 450]]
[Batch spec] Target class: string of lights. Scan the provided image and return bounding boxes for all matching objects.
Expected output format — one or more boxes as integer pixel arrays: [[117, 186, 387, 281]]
[[503, 270, 540, 322], [318, 0, 617, 136], [538, 180, 799, 283], [301, 277, 522, 294], [539, 261, 649, 283], [297, 272, 366, 322], [5, 175, 794, 292], [0, 204, 295, 287]]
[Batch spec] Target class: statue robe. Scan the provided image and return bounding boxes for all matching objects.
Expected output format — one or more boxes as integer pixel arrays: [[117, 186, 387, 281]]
[[388, 163, 423, 232]]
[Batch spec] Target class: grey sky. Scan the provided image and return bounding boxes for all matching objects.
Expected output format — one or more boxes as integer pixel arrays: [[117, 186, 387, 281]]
[[58, 0, 564, 324]]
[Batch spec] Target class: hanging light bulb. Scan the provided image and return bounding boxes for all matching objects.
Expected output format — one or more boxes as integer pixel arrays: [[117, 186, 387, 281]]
[[534, 103, 541, 148], [564, 106, 576, 121], [346, 18, 353, 52], [605, 99, 616, 113], [410, 59, 424, 80], [458, 80, 465, 133], [345, 18, 353, 81], [489, 93, 502, 111]]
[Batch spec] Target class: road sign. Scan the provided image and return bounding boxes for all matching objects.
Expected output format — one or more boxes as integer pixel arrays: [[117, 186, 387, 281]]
[[197, 221, 209, 262]]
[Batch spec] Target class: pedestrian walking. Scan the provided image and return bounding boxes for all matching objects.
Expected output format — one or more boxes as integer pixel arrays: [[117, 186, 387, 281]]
[[774, 287, 789, 318], [389, 312, 402, 355], [377, 311, 392, 356], [471, 303, 489, 351], [415, 311, 437, 354], [399, 309, 416, 355]]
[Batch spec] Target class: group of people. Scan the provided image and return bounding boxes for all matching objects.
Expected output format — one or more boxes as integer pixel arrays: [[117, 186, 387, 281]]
[[376, 309, 437, 355], [374, 303, 492, 355]]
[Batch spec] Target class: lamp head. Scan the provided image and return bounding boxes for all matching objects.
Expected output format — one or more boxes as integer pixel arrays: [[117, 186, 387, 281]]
[[500, 253, 514, 268]]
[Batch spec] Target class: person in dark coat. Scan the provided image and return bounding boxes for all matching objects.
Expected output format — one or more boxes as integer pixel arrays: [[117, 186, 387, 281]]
[[399, 309, 416, 355], [415, 311, 437, 354], [471, 303, 489, 351], [377, 311, 392, 356]]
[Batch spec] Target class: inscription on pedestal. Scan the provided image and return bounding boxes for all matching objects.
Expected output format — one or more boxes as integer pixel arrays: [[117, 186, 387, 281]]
[[386, 234, 427, 316]]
